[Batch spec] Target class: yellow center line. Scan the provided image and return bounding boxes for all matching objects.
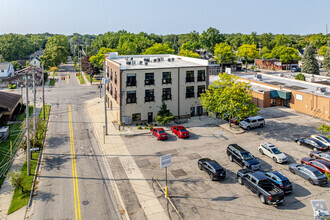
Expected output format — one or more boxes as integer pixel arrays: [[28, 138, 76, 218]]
[[69, 105, 81, 220]]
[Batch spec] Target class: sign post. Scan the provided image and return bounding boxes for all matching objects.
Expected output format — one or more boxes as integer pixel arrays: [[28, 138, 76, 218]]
[[160, 154, 171, 198]]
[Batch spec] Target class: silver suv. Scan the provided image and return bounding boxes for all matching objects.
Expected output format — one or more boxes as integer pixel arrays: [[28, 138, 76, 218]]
[[239, 116, 265, 130]]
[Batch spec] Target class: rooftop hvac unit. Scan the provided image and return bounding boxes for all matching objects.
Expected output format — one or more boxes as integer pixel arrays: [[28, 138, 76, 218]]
[[168, 58, 171, 62], [171, 58, 174, 61], [132, 61, 136, 65], [157, 58, 161, 62], [144, 58, 150, 62], [153, 59, 157, 62], [139, 61, 143, 65], [255, 74, 262, 81], [126, 61, 131, 65], [161, 57, 164, 61], [145, 61, 148, 65], [316, 87, 327, 93], [130, 57, 133, 61]]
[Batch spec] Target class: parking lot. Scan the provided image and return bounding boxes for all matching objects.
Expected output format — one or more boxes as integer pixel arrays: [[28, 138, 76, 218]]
[[123, 106, 330, 220]]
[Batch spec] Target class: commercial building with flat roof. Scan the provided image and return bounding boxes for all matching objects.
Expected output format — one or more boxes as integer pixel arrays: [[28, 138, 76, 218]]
[[105, 53, 209, 124], [234, 73, 330, 121]]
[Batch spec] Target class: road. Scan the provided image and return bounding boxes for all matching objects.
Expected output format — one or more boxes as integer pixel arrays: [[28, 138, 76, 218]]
[[30, 63, 121, 219]]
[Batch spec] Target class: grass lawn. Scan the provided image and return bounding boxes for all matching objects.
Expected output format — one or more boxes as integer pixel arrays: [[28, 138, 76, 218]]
[[78, 74, 85, 84], [49, 78, 55, 86], [7, 105, 50, 214], [0, 106, 33, 188], [84, 73, 101, 83]]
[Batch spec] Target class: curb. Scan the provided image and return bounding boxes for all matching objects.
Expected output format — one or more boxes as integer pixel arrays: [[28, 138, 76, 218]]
[[85, 102, 129, 220], [219, 123, 245, 134]]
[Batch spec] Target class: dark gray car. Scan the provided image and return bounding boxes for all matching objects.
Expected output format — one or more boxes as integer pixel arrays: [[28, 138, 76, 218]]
[[289, 164, 328, 186]]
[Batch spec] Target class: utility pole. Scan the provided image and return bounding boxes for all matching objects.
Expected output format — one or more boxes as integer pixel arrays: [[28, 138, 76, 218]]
[[42, 65, 45, 120], [33, 71, 36, 141], [104, 62, 108, 135], [25, 75, 31, 175]]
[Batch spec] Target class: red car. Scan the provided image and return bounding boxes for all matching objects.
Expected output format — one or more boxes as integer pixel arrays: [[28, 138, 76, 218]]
[[152, 128, 168, 140], [171, 126, 189, 138], [301, 158, 330, 175]]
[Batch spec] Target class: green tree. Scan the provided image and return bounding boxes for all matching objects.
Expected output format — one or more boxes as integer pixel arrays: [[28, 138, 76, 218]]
[[155, 101, 175, 125], [214, 43, 236, 71], [200, 27, 224, 52], [309, 34, 327, 48], [260, 46, 272, 59], [0, 34, 34, 61], [7, 171, 24, 193], [318, 124, 330, 139], [178, 49, 200, 58], [295, 73, 305, 81], [318, 46, 328, 57], [273, 34, 292, 47], [200, 73, 259, 127], [323, 48, 330, 74], [40, 35, 70, 68], [271, 46, 301, 70], [89, 47, 116, 69], [301, 43, 319, 75], [236, 44, 258, 72], [143, 43, 174, 54], [11, 61, 22, 71]]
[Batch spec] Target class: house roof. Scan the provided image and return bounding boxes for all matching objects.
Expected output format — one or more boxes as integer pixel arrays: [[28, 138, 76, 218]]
[[0, 62, 11, 71], [30, 57, 41, 62], [0, 91, 22, 112], [16, 66, 42, 76]]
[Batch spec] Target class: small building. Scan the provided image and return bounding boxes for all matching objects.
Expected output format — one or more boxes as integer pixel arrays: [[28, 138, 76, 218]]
[[30, 57, 41, 68], [0, 91, 22, 123], [105, 53, 209, 124], [255, 59, 298, 71], [0, 62, 15, 78]]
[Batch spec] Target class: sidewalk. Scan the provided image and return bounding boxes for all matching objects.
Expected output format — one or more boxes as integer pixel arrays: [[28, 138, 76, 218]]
[[86, 97, 169, 220]]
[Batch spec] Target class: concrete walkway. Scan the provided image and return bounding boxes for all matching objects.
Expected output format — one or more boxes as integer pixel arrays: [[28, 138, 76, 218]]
[[86, 97, 169, 220]]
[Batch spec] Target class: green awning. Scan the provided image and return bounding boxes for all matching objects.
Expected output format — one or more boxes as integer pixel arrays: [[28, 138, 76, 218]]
[[270, 90, 291, 99]]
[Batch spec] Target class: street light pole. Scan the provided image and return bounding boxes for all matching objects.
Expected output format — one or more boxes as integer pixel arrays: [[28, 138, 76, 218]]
[[25, 75, 31, 175]]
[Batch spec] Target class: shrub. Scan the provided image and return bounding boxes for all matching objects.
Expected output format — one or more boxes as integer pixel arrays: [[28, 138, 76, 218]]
[[144, 126, 149, 130], [137, 126, 142, 130], [149, 126, 153, 131], [250, 66, 256, 70], [7, 171, 24, 193], [295, 73, 306, 81]]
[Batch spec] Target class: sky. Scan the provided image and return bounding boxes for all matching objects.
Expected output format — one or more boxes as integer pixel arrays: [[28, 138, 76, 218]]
[[0, 0, 329, 36]]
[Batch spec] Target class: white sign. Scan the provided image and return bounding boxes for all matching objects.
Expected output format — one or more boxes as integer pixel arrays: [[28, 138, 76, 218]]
[[102, 78, 110, 84], [296, 94, 303, 101], [160, 154, 171, 168], [311, 200, 329, 219]]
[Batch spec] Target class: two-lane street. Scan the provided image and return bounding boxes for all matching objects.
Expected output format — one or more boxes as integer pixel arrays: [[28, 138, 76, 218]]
[[30, 63, 121, 220]]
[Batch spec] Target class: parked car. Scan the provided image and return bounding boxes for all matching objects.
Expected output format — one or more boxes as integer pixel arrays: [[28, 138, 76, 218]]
[[152, 128, 168, 140], [230, 116, 248, 125], [258, 142, 287, 163], [310, 135, 330, 147], [294, 137, 329, 151], [262, 171, 293, 194], [301, 158, 330, 175], [237, 169, 285, 205], [289, 164, 328, 186], [291, 67, 301, 72], [239, 116, 265, 130], [171, 126, 189, 138], [227, 144, 260, 170], [310, 151, 330, 163], [0, 126, 9, 141], [198, 158, 226, 181]]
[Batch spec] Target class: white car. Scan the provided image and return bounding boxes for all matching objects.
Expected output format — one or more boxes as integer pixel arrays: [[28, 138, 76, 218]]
[[310, 135, 330, 147], [258, 142, 287, 163]]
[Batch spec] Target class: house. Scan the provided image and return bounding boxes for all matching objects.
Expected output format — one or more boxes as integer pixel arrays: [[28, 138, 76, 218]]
[[28, 50, 44, 60], [105, 53, 209, 124], [0, 91, 22, 123], [30, 57, 41, 68], [255, 59, 299, 71], [0, 62, 15, 78]]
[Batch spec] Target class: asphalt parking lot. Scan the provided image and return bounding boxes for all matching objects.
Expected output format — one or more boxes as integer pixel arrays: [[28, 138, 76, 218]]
[[123, 107, 330, 220]]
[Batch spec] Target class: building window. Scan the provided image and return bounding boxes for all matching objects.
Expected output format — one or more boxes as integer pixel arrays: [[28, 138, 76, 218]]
[[132, 113, 141, 121], [110, 69, 113, 80], [145, 89, 155, 102], [107, 67, 109, 78], [197, 106, 203, 116], [145, 73, 154, 86], [186, 86, 194, 98], [126, 74, 136, 87], [197, 85, 205, 97], [186, 71, 195, 83], [110, 84, 113, 95], [162, 72, 172, 84], [115, 88, 117, 100], [162, 88, 171, 101], [126, 91, 137, 104], [197, 70, 205, 82], [115, 72, 117, 84]]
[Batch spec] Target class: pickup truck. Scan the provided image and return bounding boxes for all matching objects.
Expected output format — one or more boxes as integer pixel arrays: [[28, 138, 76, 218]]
[[237, 169, 285, 205]]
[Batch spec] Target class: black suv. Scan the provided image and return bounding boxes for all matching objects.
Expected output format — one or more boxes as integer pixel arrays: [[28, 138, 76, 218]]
[[198, 158, 226, 181], [227, 144, 260, 170]]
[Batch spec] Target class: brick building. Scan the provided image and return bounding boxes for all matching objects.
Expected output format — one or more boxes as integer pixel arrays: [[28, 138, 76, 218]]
[[255, 59, 298, 71]]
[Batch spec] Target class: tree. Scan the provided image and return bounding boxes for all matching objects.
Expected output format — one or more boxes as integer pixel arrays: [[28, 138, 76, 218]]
[[236, 44, 258, 72], [143, 43, 174, 55], [301, 43, 319, 75], [318, 124, 330, 139], [82, 55, 100, 75], [178, 49, 200, 58], [295, 73, 305, 81], [49, 66, 58, 73], [155, 101, 175, 125], [309, 34, 327, 49], [40, 35, 70, 68], [11, 61, 22, 71], [0, 34, 34, 61], [318, 46, 328, 57], [260, 46, 272, 59], [200, 27, 224, 52], [214, 43, 235, 72], [271, 46, 301, 70], [324, 48, 330, 74], [89, 47, 116, 69], [7, 171, 24, 193], [25, 61, 30, 68], [200, 73, 259, 127], [273, 34, 292, 47]]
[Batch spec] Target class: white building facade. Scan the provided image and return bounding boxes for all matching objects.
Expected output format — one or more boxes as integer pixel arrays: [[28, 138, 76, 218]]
[[0, 62, 14, 78], [105, 53, 209, 124]]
